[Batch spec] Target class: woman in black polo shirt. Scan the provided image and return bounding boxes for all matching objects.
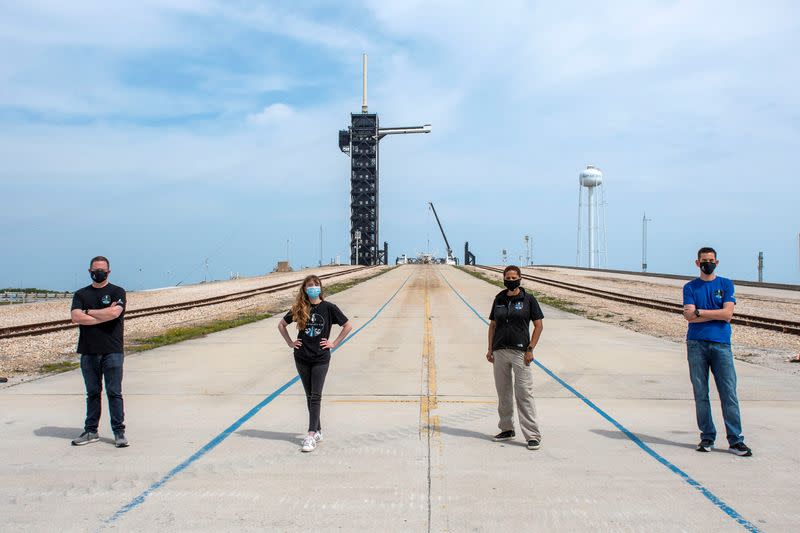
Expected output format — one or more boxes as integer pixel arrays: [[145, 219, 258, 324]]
[[278, 274, 352, 452], [486, 265, 544, 450]]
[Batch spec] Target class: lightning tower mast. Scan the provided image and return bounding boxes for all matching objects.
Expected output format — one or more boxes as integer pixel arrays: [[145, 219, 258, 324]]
[[339, 54, 431, 265]]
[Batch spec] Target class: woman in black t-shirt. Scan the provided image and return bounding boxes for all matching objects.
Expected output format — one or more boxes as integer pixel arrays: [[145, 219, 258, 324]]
[[486, 265, 544, 450], [278, 274, 352, 452]]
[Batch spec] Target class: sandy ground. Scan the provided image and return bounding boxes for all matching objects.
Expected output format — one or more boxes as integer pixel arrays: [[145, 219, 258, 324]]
[[0, 266, 387, 380], [467, 266, 800, 376]]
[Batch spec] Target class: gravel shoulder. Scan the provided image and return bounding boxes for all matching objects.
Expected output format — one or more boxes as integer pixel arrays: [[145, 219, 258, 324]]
[[0, 266, 388, 382], [468, 266, 800, 376]]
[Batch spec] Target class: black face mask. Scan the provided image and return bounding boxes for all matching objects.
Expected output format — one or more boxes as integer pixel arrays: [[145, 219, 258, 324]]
[[699, 262, 716, 275], [504, 279, 521, 291], [90, 270, 108, 283]]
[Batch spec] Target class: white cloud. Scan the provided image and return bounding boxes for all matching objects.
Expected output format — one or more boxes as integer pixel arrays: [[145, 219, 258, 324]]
[[0, 2, 799, 284], [247, 103, 294, 125], [0, 1, 338, 120], [0, 0, 202, 50], [212, 2, 373, 53]]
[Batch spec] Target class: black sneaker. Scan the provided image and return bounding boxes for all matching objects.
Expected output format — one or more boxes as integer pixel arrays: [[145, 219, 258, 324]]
[[696, 439, 713, 452], [729, 442, 752, 457], [114, 432, 129, 448], [71, 431, 99, 446], [527, 439, 541, 450], [492, 430, 515, 442]]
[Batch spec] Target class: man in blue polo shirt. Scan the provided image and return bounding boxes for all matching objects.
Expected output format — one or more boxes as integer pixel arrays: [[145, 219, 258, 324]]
[[682, 247, 752, 456]]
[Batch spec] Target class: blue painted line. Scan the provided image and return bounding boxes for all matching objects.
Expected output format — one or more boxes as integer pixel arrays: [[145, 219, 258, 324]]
[[105, 272, 413, 525], [440, 270, 760, 533]]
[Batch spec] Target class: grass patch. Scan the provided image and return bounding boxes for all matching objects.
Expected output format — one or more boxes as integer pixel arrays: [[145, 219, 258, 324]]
[[2, 287, 66, 294], [458, 266, 585, 316], [459, 267, 505, 290], [534, 294, 585, 315], [127, 312, 272, 353], [40, 361, 80, 374], [324, 266, 395, 296]]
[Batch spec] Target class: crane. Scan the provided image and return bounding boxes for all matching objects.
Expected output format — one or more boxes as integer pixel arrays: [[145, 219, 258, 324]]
[[428, 202, 458, 265]]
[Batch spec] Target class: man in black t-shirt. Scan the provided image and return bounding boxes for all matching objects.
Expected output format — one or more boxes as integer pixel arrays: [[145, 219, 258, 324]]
[[486, 265, 544, 450], [69, 256, 128, 448]]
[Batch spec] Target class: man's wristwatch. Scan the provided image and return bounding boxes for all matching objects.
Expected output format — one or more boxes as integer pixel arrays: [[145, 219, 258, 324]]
[[694, 309, 701, 317], [526, 346, 534, 353]]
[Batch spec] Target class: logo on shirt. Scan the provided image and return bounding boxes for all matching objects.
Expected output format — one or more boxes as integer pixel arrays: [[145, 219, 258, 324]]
[[513, 302, 524, 311], [714, 289, 724, 300], [101, 294, 111, 305], [305, 313, 324, 337]]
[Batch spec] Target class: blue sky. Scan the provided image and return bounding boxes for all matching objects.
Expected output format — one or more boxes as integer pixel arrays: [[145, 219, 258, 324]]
[[1, 1, 799, 290]]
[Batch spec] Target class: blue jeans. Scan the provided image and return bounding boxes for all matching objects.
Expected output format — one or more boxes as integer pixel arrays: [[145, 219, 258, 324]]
[[80, 353, 125, 433], [686, 340, 743, 445]]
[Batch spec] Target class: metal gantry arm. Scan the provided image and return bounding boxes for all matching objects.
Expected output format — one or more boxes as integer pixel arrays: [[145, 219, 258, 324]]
[[428, 202, 454, 262], [378, 125, 431, 139], [339, 125, 431, 152]]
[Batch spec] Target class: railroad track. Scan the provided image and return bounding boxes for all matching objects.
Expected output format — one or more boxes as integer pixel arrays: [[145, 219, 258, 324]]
[[0, 267, 371, 340], [474, 265, 800, 336]]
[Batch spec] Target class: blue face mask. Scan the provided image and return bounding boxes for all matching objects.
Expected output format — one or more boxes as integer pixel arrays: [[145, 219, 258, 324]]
[[305, 286, 321, 299]]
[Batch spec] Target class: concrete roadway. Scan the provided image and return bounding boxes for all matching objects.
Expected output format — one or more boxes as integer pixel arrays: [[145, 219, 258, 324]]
[[1, 265, 798, 532]]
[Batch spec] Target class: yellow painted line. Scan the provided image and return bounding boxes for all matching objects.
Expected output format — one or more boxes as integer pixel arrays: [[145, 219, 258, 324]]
[[420, 269, 440, 437], [330, 399, 494, 405], [441, 399, 494, 404], [332, 399, 420, 404]]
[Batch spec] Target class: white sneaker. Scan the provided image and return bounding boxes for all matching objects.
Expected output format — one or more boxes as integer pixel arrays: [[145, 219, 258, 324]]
[[314, 431, 323, 443], [301, 435, 316, 452]]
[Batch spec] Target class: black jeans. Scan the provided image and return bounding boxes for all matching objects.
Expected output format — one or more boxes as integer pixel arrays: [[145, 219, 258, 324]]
[[80, 353, 125, 433], [294, 357, 330, 432]]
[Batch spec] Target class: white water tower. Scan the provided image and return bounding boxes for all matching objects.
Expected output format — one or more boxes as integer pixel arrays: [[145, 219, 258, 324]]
[[576, 165, 608, 268]]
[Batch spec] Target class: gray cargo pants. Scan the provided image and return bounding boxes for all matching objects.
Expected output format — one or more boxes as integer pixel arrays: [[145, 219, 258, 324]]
[[492, 348, 541, 441]]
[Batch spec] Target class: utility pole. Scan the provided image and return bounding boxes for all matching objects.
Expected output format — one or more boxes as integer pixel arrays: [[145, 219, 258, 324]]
[[524, 235, 530, 266], [530, 235, 534, 265], [529, 235, 533, 265], [641, 213, 652, 272], [758, 251, 764, 283]]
